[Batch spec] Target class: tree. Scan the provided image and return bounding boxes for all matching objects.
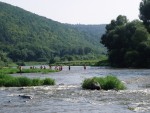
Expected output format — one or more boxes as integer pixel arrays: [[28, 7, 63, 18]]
[[105, 15, 128, 32], [139, 0, 150, 32], [0, 51, 10, 67], [101, 15, 150, 68]]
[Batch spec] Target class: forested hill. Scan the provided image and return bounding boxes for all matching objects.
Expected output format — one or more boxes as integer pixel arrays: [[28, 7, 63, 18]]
[[72, 24, 106, 47], [0, 2, 106, 62]]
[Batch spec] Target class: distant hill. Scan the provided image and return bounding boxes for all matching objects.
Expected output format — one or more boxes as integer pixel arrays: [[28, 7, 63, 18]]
[[72, 24, 106, 48], [0, 1, 106, 62]]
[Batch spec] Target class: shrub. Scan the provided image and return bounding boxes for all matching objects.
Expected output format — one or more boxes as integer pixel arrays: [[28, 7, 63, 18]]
[[104, 75, 126, 90], [5, 78, 20, 87], [92, 77, 106, 89], [82, 75, 126, 90], [0, 73, 55, 87], [17, 77, 32, 86], [0, 79, 6, 86], [82, 78, 93, 89], [32, 78, 43, 86], [0, 74, 15, 86], [0, 68, 18, 74], [43, 78, 55, 85]]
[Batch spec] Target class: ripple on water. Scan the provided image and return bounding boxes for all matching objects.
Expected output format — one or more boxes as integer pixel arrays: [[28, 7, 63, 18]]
[[1, 85, 150, 113], [1, 67, 150, 113]]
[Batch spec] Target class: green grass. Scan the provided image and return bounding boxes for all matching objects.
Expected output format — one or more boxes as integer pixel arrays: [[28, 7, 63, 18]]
[[0, 73, 55, 87], [55, 55, 108, 66], [43, 78, 55, 85], [0, 68, 19, 74], [20, 68, 58, 74], [24, 62, 47, 66], [82, 75, 126, 90], [94, 59, 110, 66], [0, 67, 58, 74], [0, 67, 56, 87], [56, 60, 99, 66]]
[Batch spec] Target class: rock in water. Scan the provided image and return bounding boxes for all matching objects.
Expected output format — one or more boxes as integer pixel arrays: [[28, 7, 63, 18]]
[[90, 82, 101, 90], [19, 95, 32, 99]]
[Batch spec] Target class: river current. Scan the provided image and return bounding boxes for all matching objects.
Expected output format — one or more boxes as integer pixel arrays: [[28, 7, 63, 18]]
[[0, 66, 150, 113]]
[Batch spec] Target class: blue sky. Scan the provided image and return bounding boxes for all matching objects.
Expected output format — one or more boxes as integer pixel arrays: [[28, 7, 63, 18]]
[[0, 0, 141, 24]]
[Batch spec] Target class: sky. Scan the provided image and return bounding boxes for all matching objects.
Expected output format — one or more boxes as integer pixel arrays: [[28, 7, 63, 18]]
[[0, 0, 142, 24]]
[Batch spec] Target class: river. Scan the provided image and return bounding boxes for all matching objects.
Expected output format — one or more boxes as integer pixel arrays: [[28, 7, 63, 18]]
[[0, 66, 150, 113]]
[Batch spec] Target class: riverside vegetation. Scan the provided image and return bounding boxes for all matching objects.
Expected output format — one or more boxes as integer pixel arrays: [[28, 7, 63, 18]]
[[0, 67, 56, 87], [82, 75, 126, 90], [0, 67, 58, 74], [0, 74, 55, 87], [0, 67, 126, 90], [101, 0, 150, 68]]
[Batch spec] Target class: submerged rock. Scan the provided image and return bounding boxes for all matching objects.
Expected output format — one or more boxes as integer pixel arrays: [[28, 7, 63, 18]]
[[18, 95, 33, 99], [18, 87, 24, 90], [59, 83, 64, 85]]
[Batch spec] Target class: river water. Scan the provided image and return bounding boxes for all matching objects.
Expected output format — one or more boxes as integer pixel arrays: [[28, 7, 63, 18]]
[[0, 66, 150, 113]]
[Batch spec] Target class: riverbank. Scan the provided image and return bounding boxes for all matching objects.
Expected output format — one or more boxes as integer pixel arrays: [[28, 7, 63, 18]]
[[19, 56, 108, 66], [0, 74, 55, 87], [55, 59, 109, 66], [0, 67, 58, 74], [0, 67, 58, 87]]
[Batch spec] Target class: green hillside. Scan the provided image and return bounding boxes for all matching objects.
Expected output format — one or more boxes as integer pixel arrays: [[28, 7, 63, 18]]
[[72, 24, 106, 49], [0, 2, 106, 64]]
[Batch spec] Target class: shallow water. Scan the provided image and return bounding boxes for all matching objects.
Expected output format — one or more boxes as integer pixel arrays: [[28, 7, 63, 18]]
[[0, 66, 150, 113]]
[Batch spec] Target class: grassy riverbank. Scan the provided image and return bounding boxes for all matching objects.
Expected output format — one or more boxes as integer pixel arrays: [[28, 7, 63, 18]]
[[0, 67, 58, 74], [0, 74, 55, 87], [55, 60, 99, 66], [55, 56, 108, 66], [82, 75, 126, 90], [0, 67, 57, 87]]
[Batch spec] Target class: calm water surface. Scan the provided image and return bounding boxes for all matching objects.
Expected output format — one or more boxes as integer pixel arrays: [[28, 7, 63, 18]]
[[0, 66, 150, 113]]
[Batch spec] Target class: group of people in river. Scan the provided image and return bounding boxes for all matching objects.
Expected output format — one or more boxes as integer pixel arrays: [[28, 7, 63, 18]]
[[18, 65, 87, 72], [38, 65, 86, 71]]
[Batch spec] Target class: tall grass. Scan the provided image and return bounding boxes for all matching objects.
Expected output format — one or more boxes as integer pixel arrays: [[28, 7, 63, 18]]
[[82, 75, 126, 90], [43, 78, 55, 85], [0, 68, 57, 74], [56, 60, 99, 66], [0, 74, 55, 87], [0, 68, 18, 74], [20, 69, 57, 74]]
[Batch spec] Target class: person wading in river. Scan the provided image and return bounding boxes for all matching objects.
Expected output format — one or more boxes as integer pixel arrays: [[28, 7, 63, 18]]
[[18, 66, 22, 73], [84, 65, 86, 70], [69, 66, 71, 71]]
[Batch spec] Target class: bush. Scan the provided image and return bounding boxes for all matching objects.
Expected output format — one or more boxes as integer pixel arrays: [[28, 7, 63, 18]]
[[43, 78, 55, 85], [16, 61, 25, 66], [0, 79, 4, 86], [103, 76, 126, 90], [0, 73, 55, 87], [32, 78, 43, 86], [4, 78, 20, 87], [17, 77, 32, 86], [82, 75, 126, 90], [0, 68, 18, 74], [0, 74, 14, 86]]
